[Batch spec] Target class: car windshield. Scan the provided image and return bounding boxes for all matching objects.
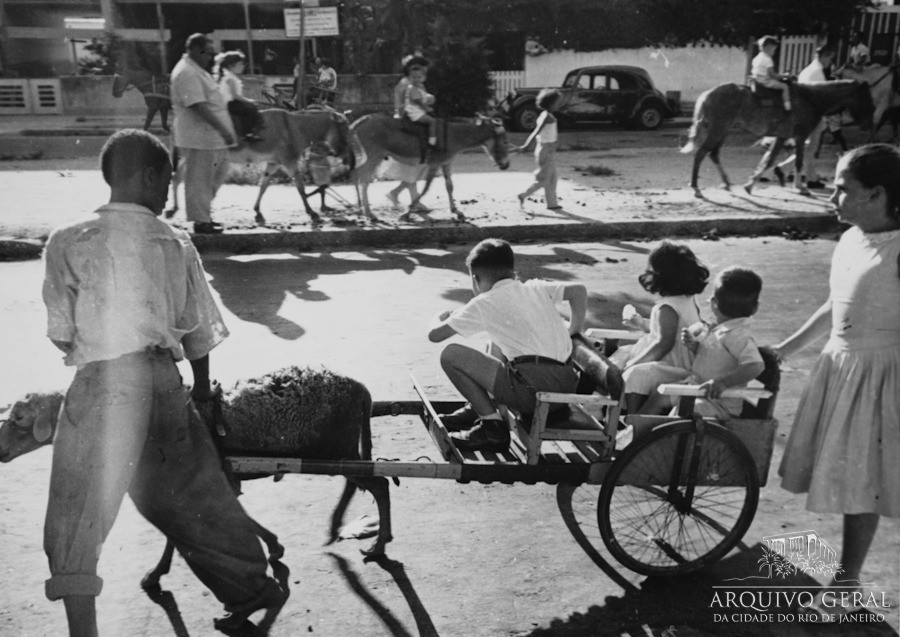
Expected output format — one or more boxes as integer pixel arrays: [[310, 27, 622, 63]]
[[563, 72, 579, 88]]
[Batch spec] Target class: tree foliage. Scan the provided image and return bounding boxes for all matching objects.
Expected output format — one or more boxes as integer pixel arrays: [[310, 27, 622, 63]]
[[424, 17, 494, 116], [391, 0, 870, 50], [77, 32, 123, 75]]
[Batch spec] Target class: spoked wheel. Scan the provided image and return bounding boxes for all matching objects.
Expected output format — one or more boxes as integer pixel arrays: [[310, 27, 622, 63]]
[[598, 419, 758, 576]]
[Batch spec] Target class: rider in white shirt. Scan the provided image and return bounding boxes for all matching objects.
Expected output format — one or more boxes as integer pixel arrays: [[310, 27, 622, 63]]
[[751, 36, 791, 111], [848, 32, 870, 68]]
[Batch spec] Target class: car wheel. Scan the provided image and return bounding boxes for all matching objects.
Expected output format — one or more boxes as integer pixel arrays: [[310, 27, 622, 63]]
[[512, 104, 540, 132], [634, 103, 664, 130]]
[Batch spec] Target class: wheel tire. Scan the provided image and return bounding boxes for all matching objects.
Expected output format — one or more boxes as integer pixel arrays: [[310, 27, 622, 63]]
[[597, 420, 759, 576], [634, 103, 664, 130], [512, 104, 540, 132]]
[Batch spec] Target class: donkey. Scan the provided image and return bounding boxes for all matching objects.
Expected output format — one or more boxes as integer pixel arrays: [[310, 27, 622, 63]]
[[112, 68, 171, 132], [681, 80, 874, 197], [836, 64, 900, 139], [350, 114, 511, 221], [167, 108, 355, 225]]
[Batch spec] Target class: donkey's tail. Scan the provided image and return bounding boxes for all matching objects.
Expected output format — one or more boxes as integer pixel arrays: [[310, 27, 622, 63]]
[[681, 88, 712, 154]]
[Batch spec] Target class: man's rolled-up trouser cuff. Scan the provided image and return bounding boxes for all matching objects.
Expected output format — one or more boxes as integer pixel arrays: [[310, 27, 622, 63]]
[[45, 574, 103, 600]]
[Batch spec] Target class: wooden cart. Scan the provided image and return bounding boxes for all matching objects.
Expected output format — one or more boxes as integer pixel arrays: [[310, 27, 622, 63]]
[[226, 331, 780, 577]]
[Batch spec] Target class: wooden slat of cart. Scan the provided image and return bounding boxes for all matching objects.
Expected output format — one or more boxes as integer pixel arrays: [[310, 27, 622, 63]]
[[410, 375, 465, 464]]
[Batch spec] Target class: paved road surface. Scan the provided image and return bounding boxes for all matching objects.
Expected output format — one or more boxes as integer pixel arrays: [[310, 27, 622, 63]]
[[0, 238, 897, 637]]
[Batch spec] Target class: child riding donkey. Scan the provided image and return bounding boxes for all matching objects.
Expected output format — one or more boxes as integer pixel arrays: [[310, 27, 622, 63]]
[[394, 55, 439, 160], [752, 36, 792, 112]]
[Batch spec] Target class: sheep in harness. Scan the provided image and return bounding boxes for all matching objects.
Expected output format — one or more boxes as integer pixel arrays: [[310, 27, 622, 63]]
[[0, 366, 393, 591]]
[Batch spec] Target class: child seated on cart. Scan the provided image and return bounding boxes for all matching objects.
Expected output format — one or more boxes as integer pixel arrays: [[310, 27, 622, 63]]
[[427, 238, 587, 452], [637, 266, 765, 417]]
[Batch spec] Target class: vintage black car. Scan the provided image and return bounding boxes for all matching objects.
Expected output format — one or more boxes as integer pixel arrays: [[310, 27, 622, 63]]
[[501, 65, 680, 132]]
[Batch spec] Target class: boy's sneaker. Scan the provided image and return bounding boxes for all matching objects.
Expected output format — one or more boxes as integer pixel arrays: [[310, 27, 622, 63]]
[[450, 419, 510, 453], [440, 403, 478, 432]]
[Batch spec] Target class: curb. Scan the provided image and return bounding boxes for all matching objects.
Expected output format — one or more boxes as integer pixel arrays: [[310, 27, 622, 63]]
[[186, 213, 841, 253], [0, 214, 840, 261], [0, 214, 841, 261]]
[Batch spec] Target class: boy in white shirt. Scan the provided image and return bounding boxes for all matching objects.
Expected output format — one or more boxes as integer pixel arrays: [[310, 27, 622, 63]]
[[428, 239, 587, 452], [751, 36, 791, 111]]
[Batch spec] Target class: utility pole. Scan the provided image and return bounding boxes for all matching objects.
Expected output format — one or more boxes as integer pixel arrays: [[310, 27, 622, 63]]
[[297, 0, 306, 108]]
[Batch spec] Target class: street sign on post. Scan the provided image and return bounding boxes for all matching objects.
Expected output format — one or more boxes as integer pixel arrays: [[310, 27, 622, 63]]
[[283, 7, 339, 38]]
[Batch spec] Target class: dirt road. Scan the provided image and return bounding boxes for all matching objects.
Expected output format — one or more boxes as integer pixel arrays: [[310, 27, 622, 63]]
[[0, 125, 846, 243], [0, 237, 897, 637]]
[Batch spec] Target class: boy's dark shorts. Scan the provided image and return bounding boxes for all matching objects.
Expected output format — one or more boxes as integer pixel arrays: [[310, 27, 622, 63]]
[[492, 357, 578, 417]]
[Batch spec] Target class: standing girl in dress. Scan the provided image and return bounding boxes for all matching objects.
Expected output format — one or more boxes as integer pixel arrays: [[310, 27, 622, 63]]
[[614, 242, 709, 413], [775, 144, 900, 611], [517, 88, 562, 210]]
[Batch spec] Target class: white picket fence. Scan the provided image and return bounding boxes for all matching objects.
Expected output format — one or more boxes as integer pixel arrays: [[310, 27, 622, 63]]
[[779, 35, 819, 76], [489, 70, 525, 101]]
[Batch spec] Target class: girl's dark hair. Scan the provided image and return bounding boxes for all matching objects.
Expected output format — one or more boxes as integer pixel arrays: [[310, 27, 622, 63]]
[[402, 55, 430, 76], [841, 143, 900, 220], [536, 88, 562, 110], [638, 241, 709, 296]]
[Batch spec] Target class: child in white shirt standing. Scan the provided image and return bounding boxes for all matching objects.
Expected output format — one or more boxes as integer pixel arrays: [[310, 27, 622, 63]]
[[517, 88, 563, 211]]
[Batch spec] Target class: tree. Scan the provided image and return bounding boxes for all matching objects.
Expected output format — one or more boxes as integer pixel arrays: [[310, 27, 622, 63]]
[[425, 16, 494, 116], [77, 32, 123, 75], [448, 0, 871, 50]]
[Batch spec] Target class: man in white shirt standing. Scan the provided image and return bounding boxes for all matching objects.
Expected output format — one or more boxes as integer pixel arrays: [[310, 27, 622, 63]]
[[774, 46, 841, 188], [170, 33, 235, 234], [41, 129, 286, 637]]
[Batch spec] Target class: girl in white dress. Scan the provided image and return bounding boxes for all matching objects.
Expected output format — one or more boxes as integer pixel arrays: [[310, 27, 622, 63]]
[[614, 241, 708, 413], [776, 144, 900, 610]]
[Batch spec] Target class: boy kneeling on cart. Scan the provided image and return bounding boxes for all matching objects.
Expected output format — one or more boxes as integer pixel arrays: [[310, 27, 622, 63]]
[[428, 238, 587, 452]]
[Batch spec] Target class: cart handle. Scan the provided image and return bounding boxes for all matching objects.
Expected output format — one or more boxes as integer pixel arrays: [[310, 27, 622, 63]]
[[584, 328, 644, 342], [534, 391, 620, 406], [657, 384, 773, 400]]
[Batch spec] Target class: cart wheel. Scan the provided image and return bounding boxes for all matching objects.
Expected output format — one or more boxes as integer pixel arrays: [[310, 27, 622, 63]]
[[598, 419, 758, 576]]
